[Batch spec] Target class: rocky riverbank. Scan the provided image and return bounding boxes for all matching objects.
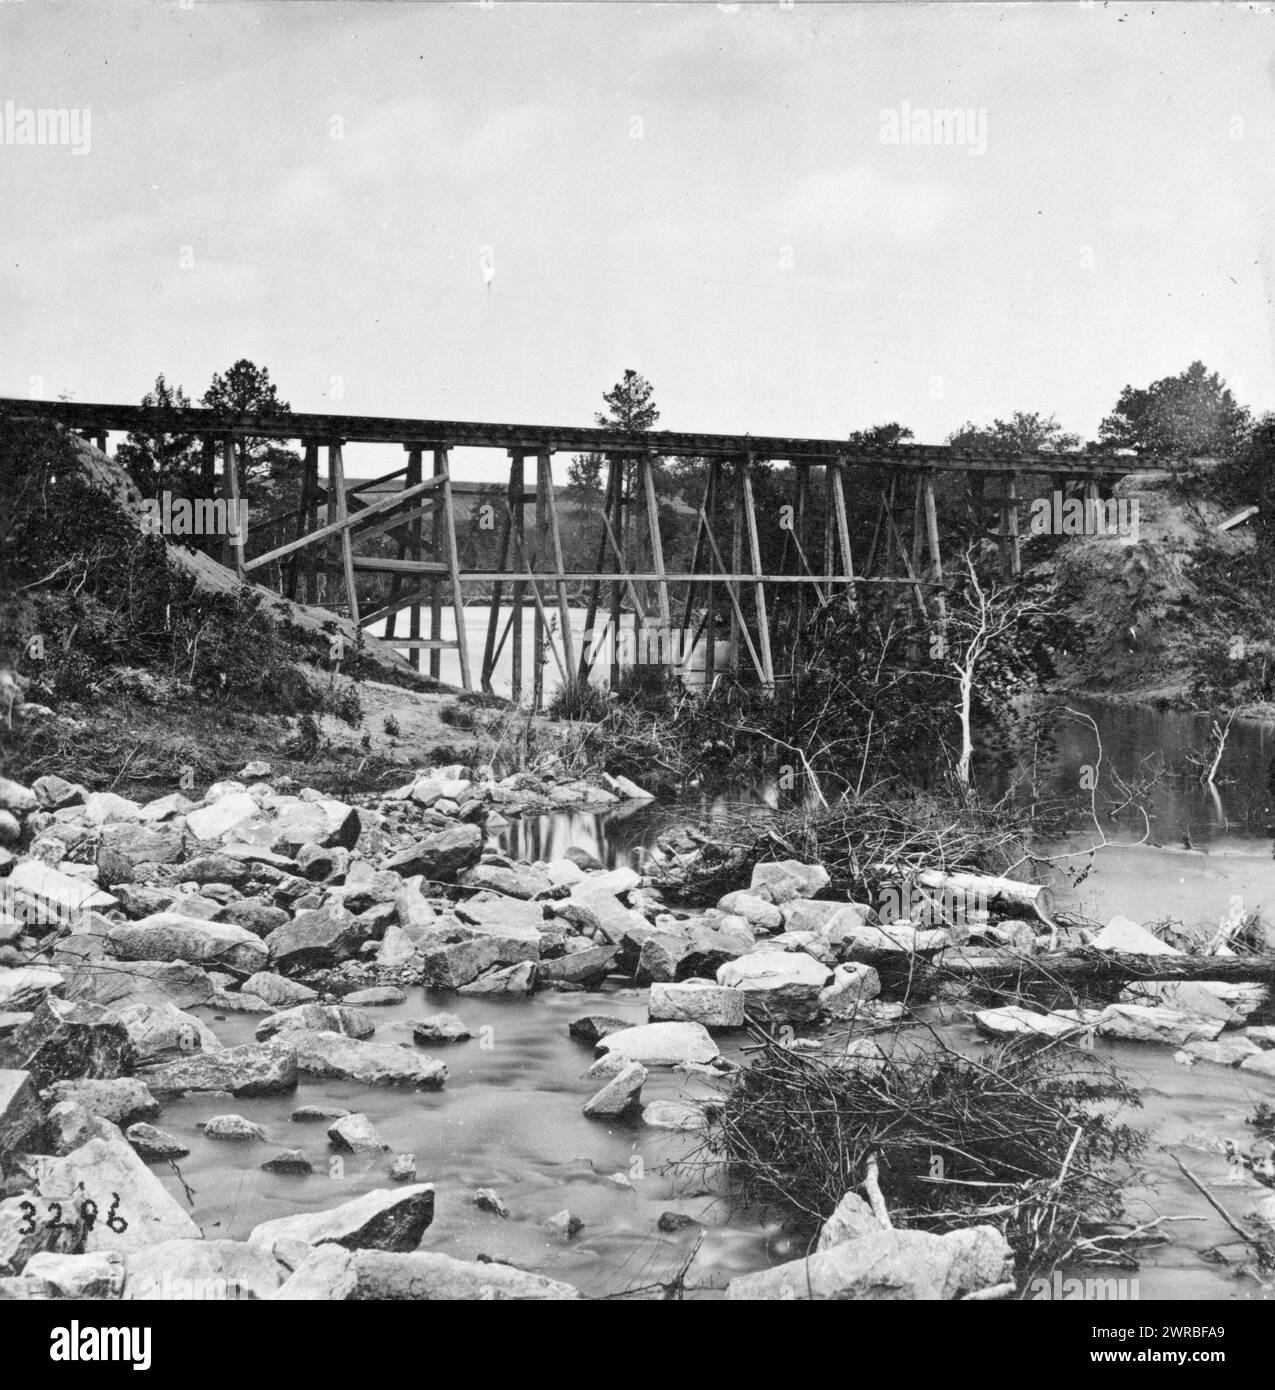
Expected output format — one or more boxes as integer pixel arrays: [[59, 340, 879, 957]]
[[1, 763, 1274, 1299]]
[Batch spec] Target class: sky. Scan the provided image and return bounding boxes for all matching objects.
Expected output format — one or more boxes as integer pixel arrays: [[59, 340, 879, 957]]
[[3, 0, 1275, 481]]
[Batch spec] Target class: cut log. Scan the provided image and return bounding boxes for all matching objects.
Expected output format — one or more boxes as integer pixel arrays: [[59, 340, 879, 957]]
[[914, 869, 1056, 925], [926, 949, 1275, 989]]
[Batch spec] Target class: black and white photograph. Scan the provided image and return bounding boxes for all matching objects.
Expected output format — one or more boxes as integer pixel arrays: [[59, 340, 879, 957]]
[[0, 0, 1273, 1343]]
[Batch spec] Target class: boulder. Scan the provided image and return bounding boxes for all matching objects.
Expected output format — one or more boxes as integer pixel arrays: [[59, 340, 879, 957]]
[[82, 791, 143, 825], [60, 959, 214, 1011], [384, 825, 481, 882], [0, 997, 134, 1088], [107, 914, 266, 974], [582, 1060, 647, 1118], [0, 1069, 43, 1152], [819, 963, 882, 1017], [637, 932, 690, 984], [248, 1184, 436, 1259], [456, 961, 537, 996], [1091, 916, 1182, 956], [781, 899, 851, 934], [0, 966, 66, 1012], [0, 1192, 84, 1274], [266, 906, 364, 970], [35, 1135, 201, 1253], [32, 776, 85, 812], [715, 891, 783, 933], [816, 1192, 882, 1250], [727, 1224, 1013, 1300], [23, 1250, 125, 1299], [327, 1113, 389, 1155], [596, 1021, 719, 1067], [568, 1014, 630, 1043], [123, 1238, 284, 1300], [185, 793, 260, 843], [648, 981, 745, 1029], [203, 1114, 267, 1142], [973, 1005, 1099, 1041], [125, 1123, 190, 1160], [422, 937, 529, 990], [100, 824, 185, 867], [218, 900, 291, 937], [715, 950, 830, 1022], [458, 862, 553, 899], [1239, 1050, 1275, 1080], [1175, 1037, 1260, 1067], [240, 972, 317, 1008], [255, 1004, 375, 1041], [1096, 1004, 1225, 1047], [536, 945, 618, 989], [270, 1245, 579, 1300], [44, 1078, 159, 1127], [750, 860, 831, 904], [412, 1013, 471, 1045], [263, 1150, 314, 1175], [137, 1042, 298, 1097], [288, 1031, 447, 1089]]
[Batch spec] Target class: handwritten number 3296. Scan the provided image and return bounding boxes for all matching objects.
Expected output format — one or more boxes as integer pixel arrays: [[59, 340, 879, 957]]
[[18, 1193, 127, 1235]]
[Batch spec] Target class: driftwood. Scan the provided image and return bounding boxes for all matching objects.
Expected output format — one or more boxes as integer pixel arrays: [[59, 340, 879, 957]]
[[927, 949, 1275, 988], [915, 869, 1056, 926]]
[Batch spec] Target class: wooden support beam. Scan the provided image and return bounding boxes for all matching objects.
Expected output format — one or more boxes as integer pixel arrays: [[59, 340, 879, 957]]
[[429, 448, 444, 679], [739, 453, 775, 690], [641, 453, 671, 630], [540, 451, 576, 680], [438, 448, 472, 692], [1004, 472, 1021, 578], [361, 586, 429, 627], [350, 557, 449, 574], [699, 506, 767, 684], [221, 437, 245, 578], [329, 440, 360, 624], [508, 451, 526, 704], [829, 457, 856, 613], [922, 472, 946, 624], [579, 456, 620, 681]]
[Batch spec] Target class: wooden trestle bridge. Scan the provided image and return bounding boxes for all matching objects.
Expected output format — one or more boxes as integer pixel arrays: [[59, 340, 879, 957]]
[[1, 398, 1157, 708]]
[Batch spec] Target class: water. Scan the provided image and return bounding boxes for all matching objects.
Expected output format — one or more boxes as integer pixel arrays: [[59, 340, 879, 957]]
[[159, 698, 1275, 1299]]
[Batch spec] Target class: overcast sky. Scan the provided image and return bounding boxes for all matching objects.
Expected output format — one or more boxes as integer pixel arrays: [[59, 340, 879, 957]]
[[3, 1, 1275, 479]]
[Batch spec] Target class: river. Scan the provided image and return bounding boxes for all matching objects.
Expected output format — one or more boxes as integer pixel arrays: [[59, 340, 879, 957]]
[[171, 696, 1275, 1299]]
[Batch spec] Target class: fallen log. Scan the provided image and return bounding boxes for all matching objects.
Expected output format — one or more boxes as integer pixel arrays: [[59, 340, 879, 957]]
[[914, 869, 1056, 926], [924, 948, 1275, 989]]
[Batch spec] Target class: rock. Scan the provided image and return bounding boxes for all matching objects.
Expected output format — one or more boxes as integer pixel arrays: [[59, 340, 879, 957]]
[[474, 1189, 509, 1218], [262, 1149, 314, 1175], [582, 1060, 647, 1118], [0, 1192, 84, 1274], [817, 1192, 882, 1250], [327, 1113, 389, 1155], [1091, 916, 1182, 956], [241, 972, 318, 1008], [679, 918, 756, 977], [457, 961, 537, 996], [0, 1012, 30, 1040], [0, 1069, 42, 1152], [122, 1238, 284, 1300], [45, 1078, 159, 1127], [289, 1031, 447, 1089], [218, 900, 291, 936], [384, 825, 482, 882], [728, 1224, 1013, 1299], [536, 945, 618, 989], [841, 923, 951, 960], [255, 1006, 375, 1039], [248, 1184, 436, 1258], [203, 1114, 267, 1141], [270, 1245, 578, 1300], [413, 1013, 472, 1045], [648, 981, 745, 1029], [342, 986, 405, 1007], [185, 793, 259, 843], [60, 959, 214, 1011], [715, 950, 830, 1023], [115, 1001, 222, 1062], [1247, 1026, 1275, 1048], [0, 779, 37, 817], [42, 1099, 117, 1154], [657, 1211, 699, 1234], [23, 1250, 125, 1299], [36, 1135, 201, 1252], [454, 894, 547, 942], [458, 862, 553, 899], [642, 1100, 706, 1131], [973, 1005, 1099, 1041], [819, 963, 882, 1017], [291, 1105, 350, 1122], [564, 846, 605, 873], [375, 925, 420, 971], [597, 1021, 719, 1067], [389, 1154, 416, 1182], [100, 824, 185, 867], [1123, 980, 1246, 1025], [552, 886, 648, 942], [568, 1014, 630, 1043], [750, 860, 831, 904], [138, 1042, 298, 1097], [637, 931, 689, 984], [422, 938, 527, 990], [0, 997, 134, 1088], [0, 966, 65, 1012], [1239, 1050, 1275, 1080], [1175, 1037, 1260, 1067], [715, 891, 783, 932], [138, 793, 196, 824], [1095, 1004, 1225, 1046], [6, 859, 116, 917], [545, 1209, 583, 1239], [125, 1123, 190, 1160], [266, 906, 364, 970], [32, 776, 85, 812]]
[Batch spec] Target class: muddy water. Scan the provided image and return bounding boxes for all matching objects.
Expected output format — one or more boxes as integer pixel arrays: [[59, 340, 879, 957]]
[[158, 701, 1275, 1299]]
